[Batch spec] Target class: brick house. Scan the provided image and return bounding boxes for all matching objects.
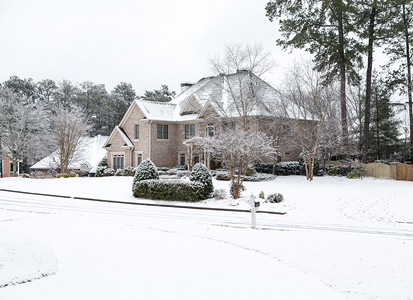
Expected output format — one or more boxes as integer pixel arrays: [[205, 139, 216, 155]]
[[103, 71, 300, 170]]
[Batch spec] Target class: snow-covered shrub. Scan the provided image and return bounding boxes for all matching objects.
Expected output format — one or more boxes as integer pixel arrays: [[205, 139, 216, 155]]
[[123, 166, 136, 177], [166, 168, 177, 175], [132, 159, 159, 186], [132, 179, 206, 202], [115, 169, 124, 176], [254, 163, 275, 174], [266, 193, 284, 203], [259, 191, 265, 199], [31, 171, 53, 179], [103, 168, 115, 176], [241, 173, 276, 182], [327, 167, 338, 176], [69, 172, 77, 177], [213, 188, 227, 199], [158, 170, 167, 176], [98, 160, 108, 167], [274, 162, 301, 176], [230, 182, 245, 198], [96, 166, 107, 177], [346, 169, 361, 179], [209, 170, 217, 177], [157, 167, 169, 172], [216, 171, 231, 181], [177, 170, 190, 178], [189, 163, 214, 198]]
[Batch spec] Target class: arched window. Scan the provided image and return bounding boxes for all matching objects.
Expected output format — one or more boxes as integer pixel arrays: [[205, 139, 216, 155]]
[[206, 122, 214, 137]]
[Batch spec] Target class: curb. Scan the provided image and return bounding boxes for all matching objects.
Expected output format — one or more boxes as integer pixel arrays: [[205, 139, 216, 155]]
[[0, 188, 286, 215]]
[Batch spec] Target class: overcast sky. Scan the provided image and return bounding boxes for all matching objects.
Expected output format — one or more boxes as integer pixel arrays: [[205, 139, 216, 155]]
[[0, 0, 308, 95]]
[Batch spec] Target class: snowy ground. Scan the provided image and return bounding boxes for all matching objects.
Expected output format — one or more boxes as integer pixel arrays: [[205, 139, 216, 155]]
[[0, 175, 412, 299]]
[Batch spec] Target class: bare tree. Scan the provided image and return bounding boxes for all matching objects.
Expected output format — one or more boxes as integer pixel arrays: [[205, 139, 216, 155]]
[[209, 43, 276, 129], [0, 88, 50, 175], [279, 62, 335, 180], [53, 109, 91, 174], [200, 129, 275, 199]]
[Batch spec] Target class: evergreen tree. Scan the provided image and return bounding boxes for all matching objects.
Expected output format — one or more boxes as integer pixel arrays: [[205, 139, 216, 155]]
[[139, 85, 175, 102], [132, 159, 159, 186], [369, 75, 402, 160], [189, 163, 214, 198], [265, 0, 364, 155]]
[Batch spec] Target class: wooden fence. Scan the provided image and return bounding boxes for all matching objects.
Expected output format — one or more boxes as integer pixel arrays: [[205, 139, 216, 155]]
[[365, 163, 391, 179], [393, 163, 413, 181]]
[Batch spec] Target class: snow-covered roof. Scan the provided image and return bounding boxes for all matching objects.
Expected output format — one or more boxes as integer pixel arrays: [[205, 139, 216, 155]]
[[30, 135, 109, 171], [115, 126, 134, 147], [137, 71, 282, 122]]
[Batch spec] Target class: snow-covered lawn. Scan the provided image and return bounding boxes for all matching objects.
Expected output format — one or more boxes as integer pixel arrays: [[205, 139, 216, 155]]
[[0, 175, 412, 299]]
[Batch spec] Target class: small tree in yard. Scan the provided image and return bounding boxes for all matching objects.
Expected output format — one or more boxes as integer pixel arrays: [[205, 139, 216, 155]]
[[132, 159, 159, 186], [189, 163, 214, 198], [53, 109, 91, 174], [201, 129, 275, 199]]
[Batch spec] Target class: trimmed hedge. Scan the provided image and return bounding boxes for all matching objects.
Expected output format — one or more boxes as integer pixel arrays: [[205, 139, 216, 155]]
[[255, 162, 301, 176], [132, 179, 206, 202]]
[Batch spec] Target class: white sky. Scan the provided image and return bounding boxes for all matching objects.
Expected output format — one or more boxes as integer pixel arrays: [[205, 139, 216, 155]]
[[0, 0, 305, 95]]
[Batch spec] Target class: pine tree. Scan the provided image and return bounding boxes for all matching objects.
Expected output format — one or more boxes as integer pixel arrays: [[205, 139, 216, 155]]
[[132, 159, 159, 186]]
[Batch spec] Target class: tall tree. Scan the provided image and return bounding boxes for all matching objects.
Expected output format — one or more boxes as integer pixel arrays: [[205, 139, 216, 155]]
[[54, 80, 79, 110], [0, 88, 50, 175], [353, 0, 390, 162], [384, 0, 413, 162], [266, 0, 363, 156], [369, 75, 402, 160], [2, 76, 37, 103], [139, 85, 176, 102], [36, 79, 58, 111], [112, 82, 136, 103]]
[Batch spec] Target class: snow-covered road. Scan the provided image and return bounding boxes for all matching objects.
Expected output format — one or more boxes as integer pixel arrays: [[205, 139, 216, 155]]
[[1, 189, 413, 299]]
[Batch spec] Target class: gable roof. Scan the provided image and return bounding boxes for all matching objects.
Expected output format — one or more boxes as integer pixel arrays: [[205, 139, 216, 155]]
[[30, 135, 109, 171], [103, 126, 134, 148]]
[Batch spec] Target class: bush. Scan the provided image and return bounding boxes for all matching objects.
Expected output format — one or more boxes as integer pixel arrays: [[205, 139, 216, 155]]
[[213, 188, 227, 199], [166, 169, 178, 175], [346, 169, 362, 179], [274, 162, 301, 176], [254, 163, 275, 174], [132, 179, 207, 202], [189, 163, 214, 198], [133, 159, 159, 186], [103, 168, 115, 176], [98, 160, 108, 167], [327, 167, 338, 176], [266, 193, 284, 203], [157, 167, 169, 172], [230, 182, 246, 198], [123, 166, 136, 176], [96, 166, 106, 177], [241, 173, 276, 182], [216, 171, 231, 181], [69, 172, 77, 177], [176, 170, 190, 178], [259, 191, 265, 199], [298, 152, 320, 176]]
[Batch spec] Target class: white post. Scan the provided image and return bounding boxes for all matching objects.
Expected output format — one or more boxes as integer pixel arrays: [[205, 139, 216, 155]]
[[250, 195, 256, 229]]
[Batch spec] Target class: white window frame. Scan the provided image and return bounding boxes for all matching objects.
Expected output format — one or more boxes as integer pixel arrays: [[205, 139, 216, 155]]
[[135, 151, 143, 166], [112, 152, 125, 170]]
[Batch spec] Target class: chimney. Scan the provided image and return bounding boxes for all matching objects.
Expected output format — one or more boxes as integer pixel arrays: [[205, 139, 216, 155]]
[[180, 82, 194, 93]]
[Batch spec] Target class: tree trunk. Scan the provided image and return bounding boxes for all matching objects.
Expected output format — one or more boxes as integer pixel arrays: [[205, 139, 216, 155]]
[[362, 7, 377, 163], [338, 13, 350, 157], [403, 3, 413, 162]]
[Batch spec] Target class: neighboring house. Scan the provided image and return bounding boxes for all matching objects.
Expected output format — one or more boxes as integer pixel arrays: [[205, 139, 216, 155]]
[[104, 70, 301, 170], [30, 135, 109, 175]]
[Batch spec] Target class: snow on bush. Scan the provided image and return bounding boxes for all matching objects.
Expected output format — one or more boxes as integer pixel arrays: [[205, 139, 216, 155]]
[[213, 188, 227, 199], [189, 163, 214, 198], [216, 171, 231, 181], [132, 159, 159, 186], [132, 180, 206, 202], [266, 193, 284, 203]]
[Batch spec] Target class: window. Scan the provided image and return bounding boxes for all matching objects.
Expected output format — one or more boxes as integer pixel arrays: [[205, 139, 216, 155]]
[[180, 153, 186, 166], [246, 120, 250, 131], [137, 153, 142, 165], [135, 124, 139, 139], [113, 154, 124, 170], [157, 124, 168, 139], [231, 121, 236, 130], [206, 122, 214, 137], [185, 124, 195, 139], [194, 155, 199, 164]]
